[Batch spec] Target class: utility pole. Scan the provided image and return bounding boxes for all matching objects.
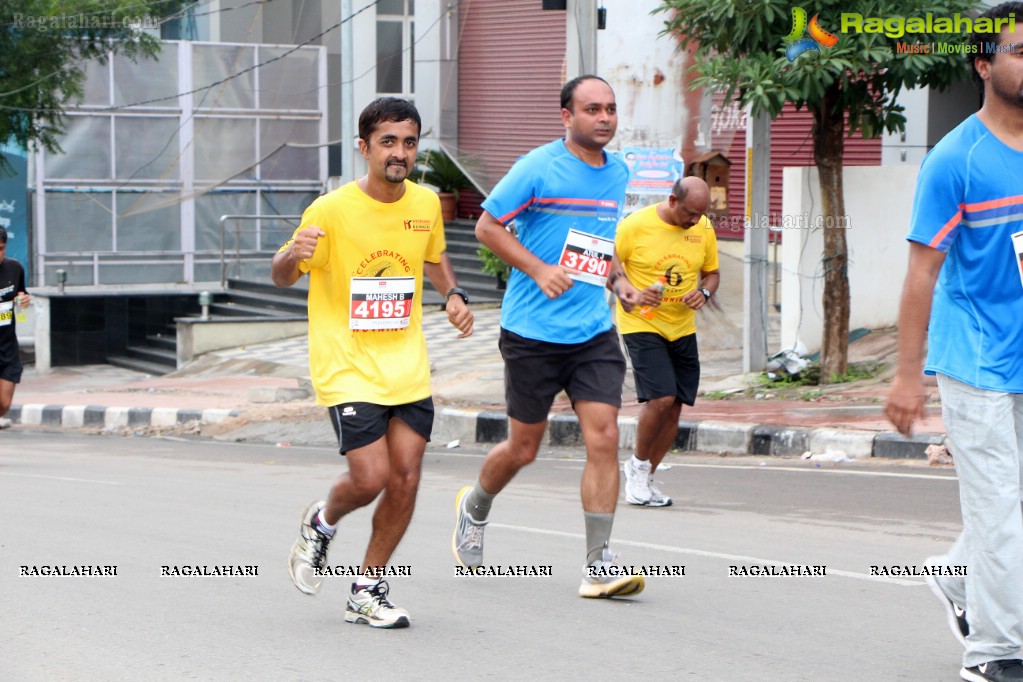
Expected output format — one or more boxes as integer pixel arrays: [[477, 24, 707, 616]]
[[340, 0, 355, 182], [565, 0, 598, 77], [743, 107, 770, 373]]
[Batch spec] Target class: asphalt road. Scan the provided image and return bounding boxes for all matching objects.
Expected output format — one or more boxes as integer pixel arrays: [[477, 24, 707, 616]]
[[1, 430, 967, 681]]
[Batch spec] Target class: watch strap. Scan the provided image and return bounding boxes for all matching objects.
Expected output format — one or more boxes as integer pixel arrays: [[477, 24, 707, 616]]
[[446, 287, 470, 305]]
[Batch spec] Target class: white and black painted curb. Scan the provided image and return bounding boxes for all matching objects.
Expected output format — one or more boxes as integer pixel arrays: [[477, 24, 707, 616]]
[[432, 408, 946, 459], [7, 404, 239, 430], [8, 403, 944, 459]]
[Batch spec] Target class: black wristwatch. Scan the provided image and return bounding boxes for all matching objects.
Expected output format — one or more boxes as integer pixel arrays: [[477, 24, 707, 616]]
[[446, 287, 470, 305], [699, 287, 711, 300]]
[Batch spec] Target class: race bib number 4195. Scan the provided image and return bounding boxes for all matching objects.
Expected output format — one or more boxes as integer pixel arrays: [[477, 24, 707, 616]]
[[559, 229, 614, 286], [349, 276, 415, 330]]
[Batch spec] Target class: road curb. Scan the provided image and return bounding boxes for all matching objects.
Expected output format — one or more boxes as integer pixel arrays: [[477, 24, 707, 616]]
[[432, 407, 944, 459], [8, 404, 239, 429], [9, 402, 945, 459]]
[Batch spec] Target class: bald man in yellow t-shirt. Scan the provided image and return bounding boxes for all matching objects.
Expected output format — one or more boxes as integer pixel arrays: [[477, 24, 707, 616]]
[[272, 98, 473, 629], [609, 177, 720, 507]]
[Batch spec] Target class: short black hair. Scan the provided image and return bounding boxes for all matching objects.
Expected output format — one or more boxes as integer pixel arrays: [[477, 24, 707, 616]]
[[968, 2, 1023, 88], [0, 226, 7, 244], [358, 97, 422, 142], [560, 75, 611, 112], [670, 178, 687, 201]]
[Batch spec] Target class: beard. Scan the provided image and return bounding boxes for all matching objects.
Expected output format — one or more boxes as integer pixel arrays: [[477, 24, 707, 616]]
[[384, 161, 408, 183]]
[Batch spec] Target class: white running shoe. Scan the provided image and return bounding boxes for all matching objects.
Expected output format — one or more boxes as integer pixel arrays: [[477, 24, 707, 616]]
[[646, 477, 673, 507], [579, 546, 645, 599], [345, 581, 410, 628], [624, 457, 652, 505], [288, 500, 332, 595]]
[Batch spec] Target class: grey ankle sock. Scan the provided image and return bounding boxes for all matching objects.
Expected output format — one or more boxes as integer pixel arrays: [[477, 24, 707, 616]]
[[584, 512, 615, 565], [465, 480, 496, 521]]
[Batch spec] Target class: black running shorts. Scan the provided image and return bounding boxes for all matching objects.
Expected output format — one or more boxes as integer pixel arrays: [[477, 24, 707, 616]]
[[327, 397, 434, 455], [499, 327, 626, 424], [622, 332, 700, 406], [0, 354, 22, 384]]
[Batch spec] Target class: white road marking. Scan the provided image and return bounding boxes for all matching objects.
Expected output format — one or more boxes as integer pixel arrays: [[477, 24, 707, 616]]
[[0, 472, 121, 485], [673, 462, 956, 482], [489, 522, 923, 586]]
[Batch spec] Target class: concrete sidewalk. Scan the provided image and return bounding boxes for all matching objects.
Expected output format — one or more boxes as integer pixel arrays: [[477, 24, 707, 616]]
[[3, 242, 946, 458], [4, 301, 946, 460]]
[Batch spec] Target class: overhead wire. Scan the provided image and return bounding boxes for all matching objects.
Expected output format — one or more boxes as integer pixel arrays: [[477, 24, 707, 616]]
[[0, 0, 382, 113]]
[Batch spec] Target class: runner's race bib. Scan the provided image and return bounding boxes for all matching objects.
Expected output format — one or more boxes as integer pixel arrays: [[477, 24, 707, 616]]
[[0, 300, 12, 327], [349, 276, 415, 330], [559, 229, 614, 286]]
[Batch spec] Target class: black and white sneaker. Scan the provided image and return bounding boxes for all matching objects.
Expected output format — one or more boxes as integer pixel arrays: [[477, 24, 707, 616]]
[[924, 567, 968, 646], [345, 580, 410, 628], [288, 500, 332, 595], [961, 659, 1023, 681]]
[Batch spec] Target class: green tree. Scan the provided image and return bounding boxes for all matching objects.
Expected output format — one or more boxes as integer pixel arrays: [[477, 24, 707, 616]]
[[0, 0, 186, 173], [658, 0, 978, 382]]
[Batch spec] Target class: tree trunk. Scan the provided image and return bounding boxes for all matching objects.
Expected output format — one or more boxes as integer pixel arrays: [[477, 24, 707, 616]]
[[812, 86, 849, 383]]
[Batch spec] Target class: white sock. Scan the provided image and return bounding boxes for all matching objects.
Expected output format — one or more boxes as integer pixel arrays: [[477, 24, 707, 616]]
[[315, 509, 337, 536], [354, 575, 380, 590]]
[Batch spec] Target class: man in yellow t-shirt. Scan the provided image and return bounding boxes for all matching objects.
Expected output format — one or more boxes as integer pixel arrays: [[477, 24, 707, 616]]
[[610, 176, 720, 507], [271, 97, 473, 628]]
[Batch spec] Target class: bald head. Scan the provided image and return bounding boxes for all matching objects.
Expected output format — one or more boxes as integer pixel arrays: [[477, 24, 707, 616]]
[[665, 176, 710, 229]]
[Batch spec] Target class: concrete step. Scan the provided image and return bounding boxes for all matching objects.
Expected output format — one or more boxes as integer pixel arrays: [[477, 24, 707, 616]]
[[145, 333, 177, 352], [444, 239, 483, 258], [226, 278, 309, 298], [222, 289, 308, 316], [107, 347, 176, 376]]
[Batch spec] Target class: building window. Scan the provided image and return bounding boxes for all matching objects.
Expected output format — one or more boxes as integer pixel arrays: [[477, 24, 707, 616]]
[[376, 0, 414, 95]]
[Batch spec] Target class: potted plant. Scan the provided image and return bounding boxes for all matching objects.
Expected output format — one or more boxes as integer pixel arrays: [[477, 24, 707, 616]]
[[415, 149, 470, 222], [477, 244, 511, 290]]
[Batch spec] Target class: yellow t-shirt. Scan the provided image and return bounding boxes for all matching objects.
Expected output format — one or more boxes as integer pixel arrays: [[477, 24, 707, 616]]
[[280, 180, 446, 406], [615, 204, 719, 340]]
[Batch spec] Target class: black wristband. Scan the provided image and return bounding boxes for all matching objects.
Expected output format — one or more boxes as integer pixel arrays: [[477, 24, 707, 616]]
[[446, 287, 470, 305]]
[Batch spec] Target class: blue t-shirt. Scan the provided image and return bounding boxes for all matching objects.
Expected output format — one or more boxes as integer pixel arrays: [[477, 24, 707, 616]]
[[907, 114, 1023, 392], [482, 140, 629, 344]]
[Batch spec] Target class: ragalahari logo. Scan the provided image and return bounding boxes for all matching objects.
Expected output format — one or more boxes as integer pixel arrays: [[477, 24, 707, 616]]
[[784, 7, 839, 61]]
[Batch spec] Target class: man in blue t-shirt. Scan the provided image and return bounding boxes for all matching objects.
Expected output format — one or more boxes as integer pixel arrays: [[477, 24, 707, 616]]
[[451, 75, 645, 598], [886, 4, 1023, 680]]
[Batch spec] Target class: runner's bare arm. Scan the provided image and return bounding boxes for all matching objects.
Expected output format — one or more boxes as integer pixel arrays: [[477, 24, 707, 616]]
[[682, 269, 720, 310], [424, 253, 474, 338], [271, 227, 325, 287], [608, 249, 639, 312], [476, 211, 572, 300], [885, 242, 945, 436]]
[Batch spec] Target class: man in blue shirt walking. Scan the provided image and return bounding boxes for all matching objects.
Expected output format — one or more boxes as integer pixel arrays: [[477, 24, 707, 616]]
[[887, 4, 1023, 680]]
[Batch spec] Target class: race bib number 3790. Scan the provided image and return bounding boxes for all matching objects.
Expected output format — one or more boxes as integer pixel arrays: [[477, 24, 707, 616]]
[[559, 228, 614, 286], [349, 276, 415, 330]]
